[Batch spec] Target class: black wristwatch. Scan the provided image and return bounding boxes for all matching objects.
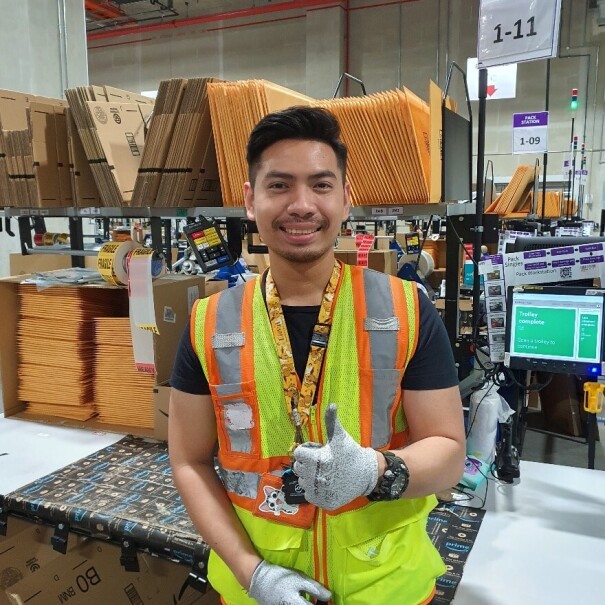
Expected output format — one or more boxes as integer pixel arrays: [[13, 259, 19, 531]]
[[368, 451, 410, 501]]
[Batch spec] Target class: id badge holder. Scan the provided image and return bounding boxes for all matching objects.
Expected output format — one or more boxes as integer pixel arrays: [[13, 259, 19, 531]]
[[253, 473, 315, 529]]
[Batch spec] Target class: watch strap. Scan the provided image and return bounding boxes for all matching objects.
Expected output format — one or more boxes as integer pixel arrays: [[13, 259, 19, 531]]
[[368, 451, 409, 501]]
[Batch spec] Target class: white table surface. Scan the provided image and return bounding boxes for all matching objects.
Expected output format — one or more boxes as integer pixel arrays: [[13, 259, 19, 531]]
[[454, 460, 605, 605], [0, 415, 124, 494]]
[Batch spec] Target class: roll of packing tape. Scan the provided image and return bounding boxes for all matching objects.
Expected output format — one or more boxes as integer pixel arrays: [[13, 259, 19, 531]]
[[398, 250, 435, 277], [98, 242, 166, 286], [97, 241, 138, 286], [126, 247, 166, 280]]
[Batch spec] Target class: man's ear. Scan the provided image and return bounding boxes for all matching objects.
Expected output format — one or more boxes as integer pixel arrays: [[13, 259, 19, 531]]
[[244, 182, 255, 221], [342, 181, 352, 222]]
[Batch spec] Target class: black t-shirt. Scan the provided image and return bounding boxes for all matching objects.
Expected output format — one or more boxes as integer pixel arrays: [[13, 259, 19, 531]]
[[170, 287, 459, 394]]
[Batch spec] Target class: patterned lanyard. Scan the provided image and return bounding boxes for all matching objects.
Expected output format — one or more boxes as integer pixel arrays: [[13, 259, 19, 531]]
[[266, 261, 342, 442]]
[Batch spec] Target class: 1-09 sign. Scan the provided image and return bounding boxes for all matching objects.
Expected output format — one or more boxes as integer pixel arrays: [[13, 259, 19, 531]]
[[512, 112, 548, 155]]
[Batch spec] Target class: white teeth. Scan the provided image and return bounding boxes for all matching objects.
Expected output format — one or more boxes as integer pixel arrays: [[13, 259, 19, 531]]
[[285, 228, 317, 235]]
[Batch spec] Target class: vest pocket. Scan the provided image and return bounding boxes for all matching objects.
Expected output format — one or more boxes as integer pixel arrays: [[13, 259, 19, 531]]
[[330, 501, 443, 604], [241, 506, 306, 569], [210, 380, 261, 459]]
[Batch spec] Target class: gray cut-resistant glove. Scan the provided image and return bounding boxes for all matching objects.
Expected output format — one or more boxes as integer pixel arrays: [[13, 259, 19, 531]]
[[248, 560, 331, 605], [292, 404, 378, 510]]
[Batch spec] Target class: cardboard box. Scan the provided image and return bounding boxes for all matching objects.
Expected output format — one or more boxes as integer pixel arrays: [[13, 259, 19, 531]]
[[0, 520, 61, 605], [334, 250, 398, 275], [9, 253, 98, 276], [204, 278, 228, 298], [0, 273, 206, 438], [335, 236, 391, 251], [154, 278, 227, 441], [5, 538, 216, 605], [153, 384, 171, 441]]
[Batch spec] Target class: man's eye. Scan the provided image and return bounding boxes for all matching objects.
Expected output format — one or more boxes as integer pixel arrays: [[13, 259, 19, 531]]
[[315, 182, 333, 191], [268, 182, 287, 190]]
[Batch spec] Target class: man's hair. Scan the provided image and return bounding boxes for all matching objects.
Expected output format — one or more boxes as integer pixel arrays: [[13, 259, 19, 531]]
[[246, 106, 347, 185]]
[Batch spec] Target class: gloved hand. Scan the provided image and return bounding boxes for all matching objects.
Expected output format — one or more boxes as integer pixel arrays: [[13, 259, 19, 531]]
[[292, 404, 378, 510], [248, 560, 331, 605]]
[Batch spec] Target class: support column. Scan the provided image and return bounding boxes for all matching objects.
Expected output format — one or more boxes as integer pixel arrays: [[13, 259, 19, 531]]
[[0, 0, 88, 97], [305, 5, 346, 98]]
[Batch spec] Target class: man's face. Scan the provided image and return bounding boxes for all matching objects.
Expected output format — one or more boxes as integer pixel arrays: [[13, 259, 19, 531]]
[[244, 139, 350, 265]]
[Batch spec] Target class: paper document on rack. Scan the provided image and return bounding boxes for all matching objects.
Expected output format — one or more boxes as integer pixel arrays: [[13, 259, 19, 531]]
[[503, 243, 605, 287]]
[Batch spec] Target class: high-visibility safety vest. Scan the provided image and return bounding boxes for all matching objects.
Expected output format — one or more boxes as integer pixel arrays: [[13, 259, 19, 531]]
[[191, 263, 446, 605]]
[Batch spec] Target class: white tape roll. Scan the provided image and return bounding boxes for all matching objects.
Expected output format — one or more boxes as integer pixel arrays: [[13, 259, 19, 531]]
[[398, 250, 435, 277]]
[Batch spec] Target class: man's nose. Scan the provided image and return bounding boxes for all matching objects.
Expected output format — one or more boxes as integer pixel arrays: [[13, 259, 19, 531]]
[[287, 185, 315, 215]]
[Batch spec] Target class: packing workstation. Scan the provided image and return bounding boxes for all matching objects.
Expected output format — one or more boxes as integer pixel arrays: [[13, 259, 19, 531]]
[[1, 0, 605, 604]]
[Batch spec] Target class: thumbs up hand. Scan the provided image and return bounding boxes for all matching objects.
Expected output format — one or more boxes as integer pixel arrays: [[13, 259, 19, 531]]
[[292, 404, 379, 510]]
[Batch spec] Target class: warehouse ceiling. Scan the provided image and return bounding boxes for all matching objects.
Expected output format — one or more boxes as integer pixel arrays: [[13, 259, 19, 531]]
[[85, 0, 297, 33]]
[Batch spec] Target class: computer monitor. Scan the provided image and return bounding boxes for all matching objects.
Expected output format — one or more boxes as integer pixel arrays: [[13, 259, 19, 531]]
[[504, 285, 605, 376]]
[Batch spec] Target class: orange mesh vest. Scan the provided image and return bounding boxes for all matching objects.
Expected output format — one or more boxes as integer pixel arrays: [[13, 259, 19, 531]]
[[191, 264, 445, 605]]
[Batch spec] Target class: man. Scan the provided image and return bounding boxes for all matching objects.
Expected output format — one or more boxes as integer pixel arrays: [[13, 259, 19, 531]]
[[169, 106, 465, 605]]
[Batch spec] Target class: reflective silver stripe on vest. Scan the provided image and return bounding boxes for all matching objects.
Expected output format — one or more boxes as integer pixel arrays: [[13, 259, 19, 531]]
[[214, 284, 246, 384], [213, 285, 251, 453], [218, 465, 261, 499], [215, 383, 244, 397], [218, 464, 283, 500], [363, 271, 400, 448], [364, 317, 400, 331]]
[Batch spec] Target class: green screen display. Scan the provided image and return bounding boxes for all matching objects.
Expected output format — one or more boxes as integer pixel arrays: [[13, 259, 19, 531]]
[[513, 306, 576, 357], [510, 293, 603, 364]]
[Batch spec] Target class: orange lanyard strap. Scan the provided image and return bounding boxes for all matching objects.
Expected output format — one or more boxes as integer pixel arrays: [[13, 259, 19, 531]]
[[266, 261, 342, 432]]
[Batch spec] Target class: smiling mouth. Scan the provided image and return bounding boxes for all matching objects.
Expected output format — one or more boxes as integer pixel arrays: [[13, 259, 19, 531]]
[[282, 227, 321, 235]]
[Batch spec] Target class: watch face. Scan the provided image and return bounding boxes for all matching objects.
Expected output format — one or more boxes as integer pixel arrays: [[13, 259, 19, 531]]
[[391, 472, 408, 497]]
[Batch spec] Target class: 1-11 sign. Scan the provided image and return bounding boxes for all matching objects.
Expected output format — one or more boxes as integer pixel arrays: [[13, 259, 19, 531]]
[[493, 16, 537, 44], [478, 0, 562, 68]]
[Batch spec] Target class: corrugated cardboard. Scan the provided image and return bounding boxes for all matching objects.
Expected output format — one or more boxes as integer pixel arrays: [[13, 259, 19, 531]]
[[84, 101, 153, 205], [5, 538, 214, 605], [0, 90, 32, 206], [153, 278, 227, 441], [335, 236, 390, 251], [429, 81, 456, 203], [334, 250, 398, 275], [153, 384, 171, 441], [53, 106, 73, 206], [0, 91, 68, 208], [9, 253, 97, 275], [27, 100, 73, 208], [66, 108, 101, 207], [0, 273, 206, 438], [0, 520, 61, 605]]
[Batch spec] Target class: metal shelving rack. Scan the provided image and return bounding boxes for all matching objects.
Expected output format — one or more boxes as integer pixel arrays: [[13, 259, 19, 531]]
[[2, 202, 478, 277]]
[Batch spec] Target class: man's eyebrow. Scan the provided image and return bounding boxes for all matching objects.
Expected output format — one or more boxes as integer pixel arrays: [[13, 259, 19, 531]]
[[261, 170, 338, 181], [262, 170, 294, 181], [308, 170, 337, 180]]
